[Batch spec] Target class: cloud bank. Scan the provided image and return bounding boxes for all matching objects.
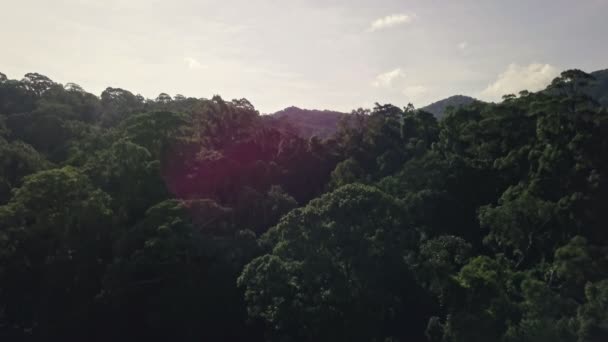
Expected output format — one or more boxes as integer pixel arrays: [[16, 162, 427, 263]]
[[481, 63, 559, 100]]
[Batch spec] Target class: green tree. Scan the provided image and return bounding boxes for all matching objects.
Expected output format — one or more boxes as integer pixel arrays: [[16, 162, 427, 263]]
[[21, 72, 56, 96], [0, 167, 113, 339], [443, 256, 520, 342], [577, 280, 608, 342], [84, 140, 167, 221], [121, 110, 191, 159], [479, 185, 562, 266], [0, 139, 51, 203], [328, 157, 365, 189], [239, 184, 432, 342], [100, 87, 144, 126]]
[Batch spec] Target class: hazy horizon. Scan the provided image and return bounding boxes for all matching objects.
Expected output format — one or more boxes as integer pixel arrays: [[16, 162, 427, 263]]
[[2, 0, 607, 113]]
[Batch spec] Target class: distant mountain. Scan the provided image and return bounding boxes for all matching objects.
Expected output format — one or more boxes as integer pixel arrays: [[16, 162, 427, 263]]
[[267, 97, 481, 139], [420, 95, 478, 118], [265, 73, 608, 140], [587, 69, 608, 107], [265, 106, 346, 139], [417, 69, 608, 119]]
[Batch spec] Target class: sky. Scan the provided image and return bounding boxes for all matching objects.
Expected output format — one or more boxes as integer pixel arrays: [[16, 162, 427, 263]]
[[1, 0, 607, 113]]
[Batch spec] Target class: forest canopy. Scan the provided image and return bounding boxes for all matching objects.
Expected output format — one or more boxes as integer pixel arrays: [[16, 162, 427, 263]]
[[1, 69, 608, 341]]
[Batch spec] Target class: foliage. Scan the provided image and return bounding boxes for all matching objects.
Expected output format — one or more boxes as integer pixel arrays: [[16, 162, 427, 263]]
[[239, 184, 433, 342], [0, 69, 607, 341]]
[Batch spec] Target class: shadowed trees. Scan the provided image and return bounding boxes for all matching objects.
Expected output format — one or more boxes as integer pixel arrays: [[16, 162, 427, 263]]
[[0, 69, 607, 342]]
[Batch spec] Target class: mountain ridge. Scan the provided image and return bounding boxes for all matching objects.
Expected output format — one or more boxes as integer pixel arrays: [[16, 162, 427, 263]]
[[265, 106, 346, 139], [419, 95, 478, 118], [266, 69, 608, 139]]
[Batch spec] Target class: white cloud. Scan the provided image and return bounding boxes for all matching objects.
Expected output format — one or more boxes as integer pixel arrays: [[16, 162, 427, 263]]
[[480, 63, 559, 101], [372, 68, 405, 88], [369, 14, 414, 32], [184, 57, 206, 70], [458, 41, 468, 50]]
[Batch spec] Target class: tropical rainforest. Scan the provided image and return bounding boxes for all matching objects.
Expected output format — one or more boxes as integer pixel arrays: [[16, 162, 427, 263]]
[[0, 68, 607, 342]]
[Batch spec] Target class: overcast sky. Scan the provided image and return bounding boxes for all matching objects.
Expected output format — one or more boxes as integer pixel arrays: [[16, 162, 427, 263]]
[[2, 0, 607, 113]]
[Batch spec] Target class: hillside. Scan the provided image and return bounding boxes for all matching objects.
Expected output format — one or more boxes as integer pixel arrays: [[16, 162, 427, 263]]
[[420, 95, 477, 118], [588, 69, 608, 106], [266, 106, 346, 139], [1, 68, 608, 341], [268, 95, 480, 140]]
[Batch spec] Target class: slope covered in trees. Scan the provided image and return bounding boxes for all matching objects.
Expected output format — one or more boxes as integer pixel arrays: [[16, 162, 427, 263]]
[[265, 106, 346, 139], [420, 95, 478, 118], [268, 96, 479, 141], [1, 69, 607, 342], [586, 69, 608, 107]]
